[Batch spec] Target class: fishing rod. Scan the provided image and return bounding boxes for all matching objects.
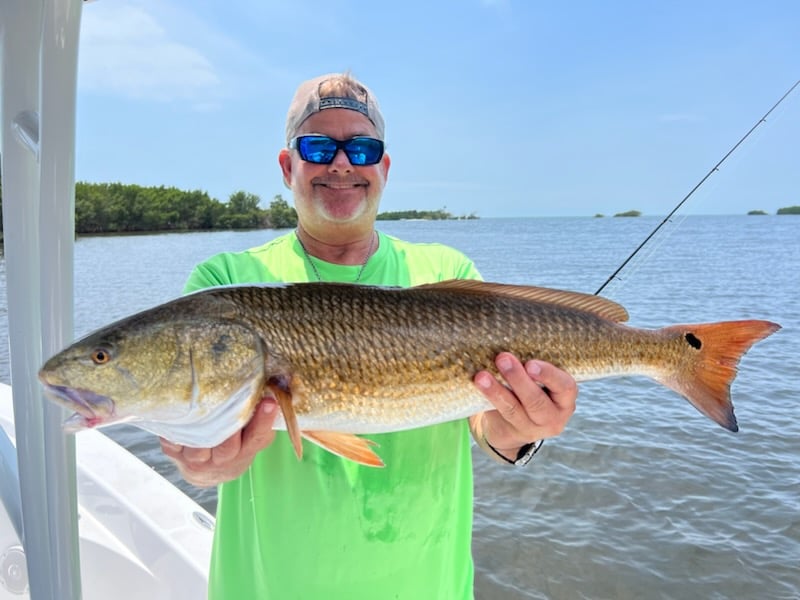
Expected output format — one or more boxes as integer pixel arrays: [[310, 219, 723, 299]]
[[595, 78, 800, 296]]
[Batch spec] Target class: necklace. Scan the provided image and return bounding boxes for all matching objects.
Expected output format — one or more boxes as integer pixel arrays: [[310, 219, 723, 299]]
[[296, 230, 376, 283]]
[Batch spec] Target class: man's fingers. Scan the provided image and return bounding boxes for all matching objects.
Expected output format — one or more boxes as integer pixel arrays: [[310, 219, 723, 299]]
[[524, 359, 578, 414], [474, 369, 519, 419], [158, 397, 279, 487], [159, 397, 277, 463], [474, 354, 579, 447], [182, 445, 213, 465], [159, 438, 183, 458], [211, 431, 244, 465], [483, 353, 560, 430], [240, 397, 278, 454], [496, 354, 555, 419]]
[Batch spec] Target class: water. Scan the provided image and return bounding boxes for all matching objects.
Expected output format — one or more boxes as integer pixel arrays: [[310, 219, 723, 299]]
[[1, 216, 797, 599]]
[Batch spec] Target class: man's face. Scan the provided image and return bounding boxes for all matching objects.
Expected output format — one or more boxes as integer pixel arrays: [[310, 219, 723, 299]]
[[279, 108, 391, 238]]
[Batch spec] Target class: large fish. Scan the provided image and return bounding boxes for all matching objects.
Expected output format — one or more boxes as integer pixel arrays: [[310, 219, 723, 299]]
[[38, 281, 780, 467]]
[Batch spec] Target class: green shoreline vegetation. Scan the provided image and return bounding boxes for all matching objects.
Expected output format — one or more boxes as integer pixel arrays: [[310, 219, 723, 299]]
[[0, 181, 477, 236], [776, 205, 800, 215], [0, 177, 797, 236], [376, 209, 478, 221]]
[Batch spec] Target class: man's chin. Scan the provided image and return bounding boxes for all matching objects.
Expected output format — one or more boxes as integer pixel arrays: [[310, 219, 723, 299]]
[[317, 198, 371, 223]]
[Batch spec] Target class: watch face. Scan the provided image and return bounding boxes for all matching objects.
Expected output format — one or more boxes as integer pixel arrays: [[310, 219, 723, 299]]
[[514, 439, 543, 466]]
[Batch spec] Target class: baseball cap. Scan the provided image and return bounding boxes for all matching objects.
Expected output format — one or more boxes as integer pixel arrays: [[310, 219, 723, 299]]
[[285, 73, 386, 143]]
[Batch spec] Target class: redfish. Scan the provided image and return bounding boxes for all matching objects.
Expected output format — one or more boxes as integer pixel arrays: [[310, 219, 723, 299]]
[[38, 281, 780, 466]]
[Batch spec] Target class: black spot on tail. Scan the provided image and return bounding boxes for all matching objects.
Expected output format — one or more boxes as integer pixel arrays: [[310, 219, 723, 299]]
[[685, 332, 702, 350]]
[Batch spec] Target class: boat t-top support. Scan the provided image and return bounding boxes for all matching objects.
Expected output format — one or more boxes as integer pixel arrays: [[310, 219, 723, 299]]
[[0, 0, 84, 597]]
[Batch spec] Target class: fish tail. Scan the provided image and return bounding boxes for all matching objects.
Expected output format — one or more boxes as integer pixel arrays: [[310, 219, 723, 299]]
[[658, 320, 781, 431]]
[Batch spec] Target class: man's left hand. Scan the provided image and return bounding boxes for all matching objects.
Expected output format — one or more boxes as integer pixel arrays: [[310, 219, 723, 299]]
[[472, 353, 577, 462]]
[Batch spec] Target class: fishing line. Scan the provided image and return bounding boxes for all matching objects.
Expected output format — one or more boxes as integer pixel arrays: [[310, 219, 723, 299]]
[[594, 78, 800, 297], [598, 212, 690, 299]]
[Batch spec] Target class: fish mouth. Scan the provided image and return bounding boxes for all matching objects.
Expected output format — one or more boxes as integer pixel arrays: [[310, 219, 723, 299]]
[[41, 384, 117, 431]]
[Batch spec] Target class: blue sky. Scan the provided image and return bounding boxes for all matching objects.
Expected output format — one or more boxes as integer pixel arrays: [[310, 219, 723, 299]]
[[75, 1, 799, 218]]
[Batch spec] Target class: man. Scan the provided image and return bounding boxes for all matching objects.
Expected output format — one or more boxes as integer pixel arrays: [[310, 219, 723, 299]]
[[162, 72, 577, 599]]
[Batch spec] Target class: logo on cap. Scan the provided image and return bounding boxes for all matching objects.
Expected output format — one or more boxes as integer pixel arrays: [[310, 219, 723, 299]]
[[318, 97, 370, 117]]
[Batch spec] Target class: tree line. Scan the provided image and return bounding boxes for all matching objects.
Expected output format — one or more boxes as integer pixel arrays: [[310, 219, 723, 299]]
[[0, 178, 477, 236], [73, 182, 298, 233], [0, 175, 298, 234], [376, 208, 477, 220]]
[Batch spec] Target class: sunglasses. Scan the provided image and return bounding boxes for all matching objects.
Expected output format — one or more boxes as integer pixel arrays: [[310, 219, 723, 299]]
[[289, 135, 385, 166]]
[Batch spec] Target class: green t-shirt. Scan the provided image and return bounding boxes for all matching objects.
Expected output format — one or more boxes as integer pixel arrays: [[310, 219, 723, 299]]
[[185, 231, 482, 600]]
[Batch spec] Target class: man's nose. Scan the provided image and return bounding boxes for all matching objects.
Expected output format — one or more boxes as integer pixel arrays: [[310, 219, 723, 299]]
[[328, 148, 354, 173]]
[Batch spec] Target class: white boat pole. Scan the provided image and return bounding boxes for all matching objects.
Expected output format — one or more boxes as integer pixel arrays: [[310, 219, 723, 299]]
[[0, 0, 83, 597]]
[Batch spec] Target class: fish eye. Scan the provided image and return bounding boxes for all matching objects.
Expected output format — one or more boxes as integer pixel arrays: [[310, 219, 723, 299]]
[[91, 348, 112, 365]]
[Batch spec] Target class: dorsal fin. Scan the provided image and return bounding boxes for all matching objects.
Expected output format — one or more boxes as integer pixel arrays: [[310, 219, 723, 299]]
[[415, 279, 629, 323]]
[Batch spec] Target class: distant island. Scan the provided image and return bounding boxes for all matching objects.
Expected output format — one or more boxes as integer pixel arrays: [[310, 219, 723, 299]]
[[614, 210, 642, 217], [747, 206, 799, 215], [376, 209, 478, 221]]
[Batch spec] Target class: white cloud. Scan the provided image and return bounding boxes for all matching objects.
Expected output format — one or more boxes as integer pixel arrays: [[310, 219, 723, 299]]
[[78, 3, 221, 106]]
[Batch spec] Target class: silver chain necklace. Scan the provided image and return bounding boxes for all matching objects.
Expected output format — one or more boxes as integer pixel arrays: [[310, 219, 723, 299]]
[[296, 230, 376, 283]]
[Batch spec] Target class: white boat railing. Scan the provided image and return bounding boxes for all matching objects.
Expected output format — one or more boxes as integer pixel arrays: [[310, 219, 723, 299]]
[[0, 384, 215, 599], [2, 2, 214, 597], [1, 0, 87, 597]]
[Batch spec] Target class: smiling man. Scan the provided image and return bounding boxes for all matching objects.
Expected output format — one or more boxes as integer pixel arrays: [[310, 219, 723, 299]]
[[162, 72, 578, 600], [280, 75, 388, 269]]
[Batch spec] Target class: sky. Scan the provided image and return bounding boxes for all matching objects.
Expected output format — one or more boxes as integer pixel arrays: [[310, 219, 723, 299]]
[[73, 0, 800, 218]]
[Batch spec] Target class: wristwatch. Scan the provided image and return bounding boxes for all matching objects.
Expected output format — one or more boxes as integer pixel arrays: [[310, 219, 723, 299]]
[[512, 439, 544, 466], [487, 438, 544, 466]]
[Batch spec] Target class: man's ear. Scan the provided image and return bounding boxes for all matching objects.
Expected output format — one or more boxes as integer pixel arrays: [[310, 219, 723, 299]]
[[380, 152, 391, 180], [278, 149, 292, 189]]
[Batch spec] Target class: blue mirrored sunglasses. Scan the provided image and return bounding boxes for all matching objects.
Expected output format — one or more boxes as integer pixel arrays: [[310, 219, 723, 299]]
[[289, 135, 385, 166]]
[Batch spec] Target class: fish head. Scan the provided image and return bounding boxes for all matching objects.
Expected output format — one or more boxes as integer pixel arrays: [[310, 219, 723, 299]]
[[38, 309, 267, 437]]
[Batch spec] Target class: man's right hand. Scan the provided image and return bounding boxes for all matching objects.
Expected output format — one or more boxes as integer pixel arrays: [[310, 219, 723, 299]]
[[160, 397, 279, 487]]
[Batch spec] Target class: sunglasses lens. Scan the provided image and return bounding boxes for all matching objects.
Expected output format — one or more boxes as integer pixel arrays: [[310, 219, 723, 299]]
[[292, 136, 384, 165], [343, 138, 384, 166], [296, 137, 337, 164]]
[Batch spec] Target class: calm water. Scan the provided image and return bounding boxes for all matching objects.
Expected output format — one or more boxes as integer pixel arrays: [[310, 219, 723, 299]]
[[1, 216, 797, 599]]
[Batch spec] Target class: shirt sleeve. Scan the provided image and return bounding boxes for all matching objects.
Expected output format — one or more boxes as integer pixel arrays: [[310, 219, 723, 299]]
[[183, 259, 233, 293], [456, 258, 482, 281]]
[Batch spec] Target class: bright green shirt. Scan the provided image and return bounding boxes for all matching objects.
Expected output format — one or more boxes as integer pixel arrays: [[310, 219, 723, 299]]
[[185, 231, 482, 600]]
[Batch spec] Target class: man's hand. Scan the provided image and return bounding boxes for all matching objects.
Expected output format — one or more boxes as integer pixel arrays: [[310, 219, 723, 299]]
[[160, 397, 279, 487], [471, 353, 577, 462]]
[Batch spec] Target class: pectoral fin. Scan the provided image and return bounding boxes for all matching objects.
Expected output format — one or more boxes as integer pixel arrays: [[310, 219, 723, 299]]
[[265, 373, 383, 467], [269, 385, 304, 461], [303, 431, 385, 468]]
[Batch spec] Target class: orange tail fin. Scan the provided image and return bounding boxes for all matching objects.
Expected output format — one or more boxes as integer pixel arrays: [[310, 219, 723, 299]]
[[658, 320, 780, 431]]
